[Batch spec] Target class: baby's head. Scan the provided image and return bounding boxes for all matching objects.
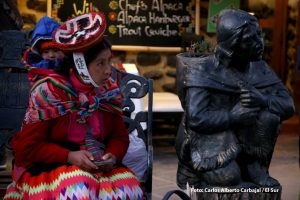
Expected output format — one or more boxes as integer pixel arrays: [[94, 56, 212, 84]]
[[38, 40, 64, 61], [31, 16, 64, 61]]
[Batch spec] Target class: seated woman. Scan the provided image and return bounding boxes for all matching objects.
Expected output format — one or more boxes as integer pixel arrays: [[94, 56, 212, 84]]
[[4, 12, 143, 199]]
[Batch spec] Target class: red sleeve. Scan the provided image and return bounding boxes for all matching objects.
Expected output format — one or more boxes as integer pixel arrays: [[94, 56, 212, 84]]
[[12, 118, 70, 168], [104, 114, 129, 163]]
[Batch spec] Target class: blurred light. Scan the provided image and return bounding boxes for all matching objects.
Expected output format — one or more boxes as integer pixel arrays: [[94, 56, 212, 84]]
[[248, 12, 255, 16]]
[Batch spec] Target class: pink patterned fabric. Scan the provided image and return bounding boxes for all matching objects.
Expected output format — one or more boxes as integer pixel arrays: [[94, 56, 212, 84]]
[[5, 165, 143, 200], [67, 111, 104, 144]]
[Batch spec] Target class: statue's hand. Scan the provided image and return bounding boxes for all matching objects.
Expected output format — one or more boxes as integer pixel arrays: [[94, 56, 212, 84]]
[[240, 88, 268, 108], [230, 103, 259, 125]]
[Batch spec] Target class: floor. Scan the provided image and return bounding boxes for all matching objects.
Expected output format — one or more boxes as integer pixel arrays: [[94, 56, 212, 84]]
[[151, 115, 300, 200]]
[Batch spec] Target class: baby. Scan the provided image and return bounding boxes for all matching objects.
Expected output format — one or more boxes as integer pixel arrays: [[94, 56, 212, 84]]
[[29, 16, 64, 69]]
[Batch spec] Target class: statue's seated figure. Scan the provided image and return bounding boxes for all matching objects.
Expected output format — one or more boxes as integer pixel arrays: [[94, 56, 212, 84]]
[[175, 9, 295, 189]]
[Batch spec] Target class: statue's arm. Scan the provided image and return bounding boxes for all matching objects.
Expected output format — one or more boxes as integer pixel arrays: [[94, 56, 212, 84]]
[[266, 83, 295, 120], [186, 87, 231, 133]]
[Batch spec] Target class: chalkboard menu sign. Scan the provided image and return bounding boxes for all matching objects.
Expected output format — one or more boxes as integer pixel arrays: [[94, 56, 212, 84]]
[[48, 0, 196, 50]]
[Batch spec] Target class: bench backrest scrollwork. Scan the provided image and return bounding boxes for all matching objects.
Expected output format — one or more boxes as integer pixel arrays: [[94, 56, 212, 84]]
[[113, 67, 153, 200]]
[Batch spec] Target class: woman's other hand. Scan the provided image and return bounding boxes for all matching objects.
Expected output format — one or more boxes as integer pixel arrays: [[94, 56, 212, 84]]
[[98, 153, 116, 173], [67, 150, 98, 170]]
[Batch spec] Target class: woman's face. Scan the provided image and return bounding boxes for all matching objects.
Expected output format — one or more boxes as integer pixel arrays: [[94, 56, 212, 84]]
[[87, 48, 112, 85]]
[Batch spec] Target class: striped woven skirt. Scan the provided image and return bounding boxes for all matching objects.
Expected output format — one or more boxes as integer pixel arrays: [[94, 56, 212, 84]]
[[4, 165, 143, 200]]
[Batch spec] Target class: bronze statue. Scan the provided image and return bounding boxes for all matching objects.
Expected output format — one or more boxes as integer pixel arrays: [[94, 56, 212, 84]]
[[176, 9, 295, 189]]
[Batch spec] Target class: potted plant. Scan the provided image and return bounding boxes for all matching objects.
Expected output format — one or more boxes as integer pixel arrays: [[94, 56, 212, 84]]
[[176, 39, 212, 103]]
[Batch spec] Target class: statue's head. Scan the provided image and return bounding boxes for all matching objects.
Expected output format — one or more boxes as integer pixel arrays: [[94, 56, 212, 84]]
[[215, 9, 264, 66]]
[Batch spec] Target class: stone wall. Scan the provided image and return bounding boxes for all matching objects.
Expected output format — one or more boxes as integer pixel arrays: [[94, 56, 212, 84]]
[[112, 51, 178, 93], [17, 0, 47, 31]]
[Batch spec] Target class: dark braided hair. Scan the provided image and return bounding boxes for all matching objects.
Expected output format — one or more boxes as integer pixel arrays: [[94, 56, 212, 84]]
[[84, 37, 112, 66]]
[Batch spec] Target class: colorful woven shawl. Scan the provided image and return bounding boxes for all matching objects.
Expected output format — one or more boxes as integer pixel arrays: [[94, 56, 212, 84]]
[[23, 52, 122, 124]]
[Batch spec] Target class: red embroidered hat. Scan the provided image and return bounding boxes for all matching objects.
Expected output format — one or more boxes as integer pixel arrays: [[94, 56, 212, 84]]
[[53, 12, 107, 52]]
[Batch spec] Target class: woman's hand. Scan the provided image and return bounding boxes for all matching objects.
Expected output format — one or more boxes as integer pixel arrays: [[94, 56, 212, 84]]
[[67, 150, 98, 170], [97, 153, 117, 173]]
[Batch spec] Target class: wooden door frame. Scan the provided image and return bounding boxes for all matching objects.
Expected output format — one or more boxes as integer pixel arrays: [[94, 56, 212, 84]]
[[271, 0, 288, 81]]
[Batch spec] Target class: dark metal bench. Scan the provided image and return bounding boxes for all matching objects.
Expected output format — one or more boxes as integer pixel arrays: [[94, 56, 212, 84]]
[[0, 30, 153, 199], [114, 68, 153, 199]]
